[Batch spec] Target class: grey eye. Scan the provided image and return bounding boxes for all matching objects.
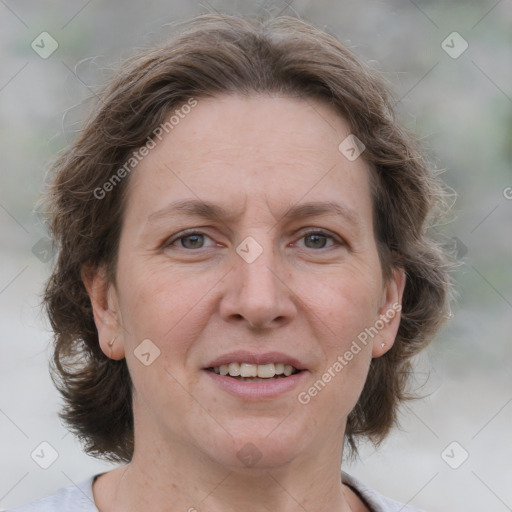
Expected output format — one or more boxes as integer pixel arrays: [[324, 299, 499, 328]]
[[303, 233, 329, 249], [179, 233, 207, 249]]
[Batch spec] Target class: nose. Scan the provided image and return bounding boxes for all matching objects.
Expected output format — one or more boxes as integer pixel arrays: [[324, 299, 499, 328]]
[[219, 242, 297, 331]]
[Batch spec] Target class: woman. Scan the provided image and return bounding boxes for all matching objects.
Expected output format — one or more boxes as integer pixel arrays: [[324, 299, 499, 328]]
[[11, 12, 453, 512]]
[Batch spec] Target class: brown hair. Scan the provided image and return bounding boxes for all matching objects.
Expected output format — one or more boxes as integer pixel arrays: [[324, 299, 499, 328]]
[[42, 12, 454, 463]]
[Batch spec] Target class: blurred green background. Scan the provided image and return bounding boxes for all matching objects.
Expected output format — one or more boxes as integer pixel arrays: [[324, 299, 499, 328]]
[[1, 1, 511, 511]]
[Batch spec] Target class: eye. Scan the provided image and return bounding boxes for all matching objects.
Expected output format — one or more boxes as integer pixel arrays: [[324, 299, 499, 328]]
[[296, 230, 341, 250], [164, 229, 343, 252], [165, 230, 216, 250]]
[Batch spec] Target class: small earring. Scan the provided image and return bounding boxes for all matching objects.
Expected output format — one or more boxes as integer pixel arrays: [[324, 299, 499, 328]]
[[108, 338, 116, 347], [380, 342, 386, 348]]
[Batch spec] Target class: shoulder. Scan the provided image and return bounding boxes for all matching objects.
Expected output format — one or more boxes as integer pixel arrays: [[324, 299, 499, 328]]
[[5, 475, 99, 512], [342, 471, 425, 512]]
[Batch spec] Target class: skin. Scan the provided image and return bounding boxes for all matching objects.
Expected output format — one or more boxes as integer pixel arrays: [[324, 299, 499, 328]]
[[83, 93, 406, 512]]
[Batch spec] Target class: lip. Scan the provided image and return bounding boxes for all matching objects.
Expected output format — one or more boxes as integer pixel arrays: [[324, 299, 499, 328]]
[[203, 368, 309, 400], [204, 350, 307, 370]]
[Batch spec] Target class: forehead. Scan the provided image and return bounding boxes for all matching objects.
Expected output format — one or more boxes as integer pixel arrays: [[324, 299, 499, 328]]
[[124, 93, 374, 229], [163, 93, 350, 163]]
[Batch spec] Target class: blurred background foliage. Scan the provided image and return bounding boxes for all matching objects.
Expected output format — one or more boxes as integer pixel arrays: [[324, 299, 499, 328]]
[[1, 1, 511, 511]]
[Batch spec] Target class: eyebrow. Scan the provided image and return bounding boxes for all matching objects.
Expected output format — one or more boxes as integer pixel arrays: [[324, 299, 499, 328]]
[[281, 201, 361, 227], [147, 199, 362, 228]]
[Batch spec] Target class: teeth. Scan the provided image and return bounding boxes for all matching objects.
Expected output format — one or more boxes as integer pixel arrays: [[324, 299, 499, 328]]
[[240, 363, 258, 377], [257, 364, 275, 378], [211, 362, 298, 378], [228, 362, 241, 376]]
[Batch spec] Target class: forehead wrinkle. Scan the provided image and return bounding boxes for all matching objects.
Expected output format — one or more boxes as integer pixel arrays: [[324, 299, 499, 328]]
[[146, 199, 240, 225], [146, 197, 362, 234]]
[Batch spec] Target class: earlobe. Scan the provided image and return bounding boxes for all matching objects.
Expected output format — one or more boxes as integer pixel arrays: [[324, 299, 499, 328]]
[[81, 263, 126, 360], [372, 267, 406, 358], [105, 335, 125, 360]]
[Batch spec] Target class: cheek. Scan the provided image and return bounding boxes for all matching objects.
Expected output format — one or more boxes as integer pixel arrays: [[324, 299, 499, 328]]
[[301, 270, 381, 404], [310, 269, 382, 337], [303, 279, 376, 415], [116, 260, 210, 336], [115, 262, 222, 396], [116, 264, 210, 412]]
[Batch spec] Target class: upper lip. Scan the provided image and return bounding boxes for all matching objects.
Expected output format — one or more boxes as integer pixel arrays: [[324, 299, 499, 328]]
[[204, 350, 307, 371]]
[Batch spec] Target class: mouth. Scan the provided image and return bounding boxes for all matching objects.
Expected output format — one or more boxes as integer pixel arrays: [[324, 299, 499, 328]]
[[206, 362, 302, 382], [203, 351, 308, 399]]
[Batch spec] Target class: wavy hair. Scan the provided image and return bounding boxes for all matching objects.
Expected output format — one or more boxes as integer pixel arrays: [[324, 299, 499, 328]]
[[41, 13, 454, 462]]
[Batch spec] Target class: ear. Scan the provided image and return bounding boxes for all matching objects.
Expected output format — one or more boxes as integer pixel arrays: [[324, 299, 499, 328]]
[[371, 267, 406, 358], [81, 263, 125, 360]]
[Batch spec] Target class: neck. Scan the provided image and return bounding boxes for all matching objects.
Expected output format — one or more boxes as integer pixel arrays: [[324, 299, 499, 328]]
[[94, 420, 355, 512]]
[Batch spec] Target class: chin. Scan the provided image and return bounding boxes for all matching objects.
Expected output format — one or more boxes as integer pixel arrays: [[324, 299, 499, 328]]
[[204, 421, 307, 471]]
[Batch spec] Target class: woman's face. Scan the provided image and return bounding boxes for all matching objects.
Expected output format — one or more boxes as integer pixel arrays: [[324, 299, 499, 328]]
[[88, 93, 404, 471]]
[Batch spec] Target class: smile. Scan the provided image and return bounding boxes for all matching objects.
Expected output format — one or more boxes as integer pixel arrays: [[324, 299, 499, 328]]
[[207, 362, 300, 380]]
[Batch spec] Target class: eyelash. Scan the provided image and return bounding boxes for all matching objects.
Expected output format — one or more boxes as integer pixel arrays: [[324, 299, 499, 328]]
[[164, 228, 343, 251]]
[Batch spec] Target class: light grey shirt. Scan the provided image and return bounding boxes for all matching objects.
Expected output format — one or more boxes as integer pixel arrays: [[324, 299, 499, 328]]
[[7, 471, 424, 511]]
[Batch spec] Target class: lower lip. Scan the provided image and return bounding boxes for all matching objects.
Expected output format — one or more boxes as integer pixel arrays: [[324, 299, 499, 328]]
[[203, 369, 308, 400]]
